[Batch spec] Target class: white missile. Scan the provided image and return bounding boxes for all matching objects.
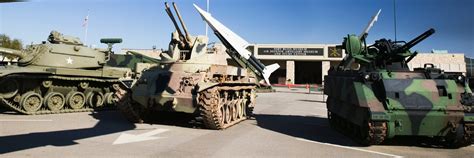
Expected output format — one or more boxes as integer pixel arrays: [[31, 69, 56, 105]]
[[193, 4, 280, 85], [359, 9, 381, 39]]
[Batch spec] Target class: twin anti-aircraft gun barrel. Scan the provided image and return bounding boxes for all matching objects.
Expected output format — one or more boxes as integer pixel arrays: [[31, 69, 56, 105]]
[[165, 2, 192, 49]]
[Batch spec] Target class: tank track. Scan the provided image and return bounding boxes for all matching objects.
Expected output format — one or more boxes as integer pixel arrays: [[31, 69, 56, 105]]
[[0, 74, 121, 115], [445, 123, 474, 148], [115, 84, 256, 130], [198, 86, 255, 130], [328, 111, 387, 145], [465, 123, 474, 143], [114, 86, 145, 123]]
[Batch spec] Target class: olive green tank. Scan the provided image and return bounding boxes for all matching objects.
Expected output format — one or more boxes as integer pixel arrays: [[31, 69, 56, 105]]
[[0, 31, 131, 115], [115, 3, 279, 129]]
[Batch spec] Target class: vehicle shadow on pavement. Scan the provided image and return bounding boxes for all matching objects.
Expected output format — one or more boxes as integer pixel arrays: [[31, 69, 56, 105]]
[[255, 114, 471, 149], [143, 111, 203, 129], [380, 136, 468, 149], [297, 99, 326, 104], [254, 114, 362, 147], [0, 111, 136, 154]]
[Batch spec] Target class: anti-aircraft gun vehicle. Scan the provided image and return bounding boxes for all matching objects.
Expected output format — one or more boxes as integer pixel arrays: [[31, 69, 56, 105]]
[[324, 10, 474, 147], [115, 3, 279, 129], [0, 31, 131, 114]]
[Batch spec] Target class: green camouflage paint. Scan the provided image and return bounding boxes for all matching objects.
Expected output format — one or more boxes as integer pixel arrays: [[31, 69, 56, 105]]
[[325, 28, 474, 147]]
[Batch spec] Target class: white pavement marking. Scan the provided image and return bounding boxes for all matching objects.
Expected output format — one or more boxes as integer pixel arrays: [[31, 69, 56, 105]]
[[0, 119, 53, 122], [113, 128, 169, 145], [296, 138, 403, 158]]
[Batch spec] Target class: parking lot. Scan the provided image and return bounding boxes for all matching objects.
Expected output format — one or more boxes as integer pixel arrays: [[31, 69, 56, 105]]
[[1, 87, 473, 158]]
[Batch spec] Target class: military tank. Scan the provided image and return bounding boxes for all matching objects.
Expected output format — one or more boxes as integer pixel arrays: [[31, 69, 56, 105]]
[[324, 10, 474, 147], [115, 3, 279, 129], [0, 31, 131, 114]]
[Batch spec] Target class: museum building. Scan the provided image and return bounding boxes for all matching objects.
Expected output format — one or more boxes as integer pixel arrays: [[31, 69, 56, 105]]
[[122, 44, 467, 85]]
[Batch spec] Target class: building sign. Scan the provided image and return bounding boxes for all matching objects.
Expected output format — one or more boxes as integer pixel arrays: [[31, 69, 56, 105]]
[[328, 46, 343, 58], [258, 47, 323, 56]]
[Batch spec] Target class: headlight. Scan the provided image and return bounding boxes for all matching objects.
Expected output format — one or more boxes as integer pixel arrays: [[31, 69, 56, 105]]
[[364, 74, 370, 80]]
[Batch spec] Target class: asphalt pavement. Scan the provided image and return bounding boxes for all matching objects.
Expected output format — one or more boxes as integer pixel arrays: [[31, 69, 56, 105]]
[[0, 87, 473, 158]]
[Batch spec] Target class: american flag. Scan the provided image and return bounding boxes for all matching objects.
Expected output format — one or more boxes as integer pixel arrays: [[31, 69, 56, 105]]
[[82, 14, 89, 27]]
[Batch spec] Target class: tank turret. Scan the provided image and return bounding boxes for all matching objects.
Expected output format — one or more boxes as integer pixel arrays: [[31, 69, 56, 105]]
[[339, 28, 435, 71], [6, 31, 122, 69]]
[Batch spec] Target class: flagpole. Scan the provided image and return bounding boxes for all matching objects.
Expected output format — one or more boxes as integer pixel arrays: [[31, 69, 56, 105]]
[[84, 10, 89, 46]]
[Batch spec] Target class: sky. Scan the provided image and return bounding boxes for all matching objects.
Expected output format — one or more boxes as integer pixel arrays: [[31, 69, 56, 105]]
[[0, 0, 473, 56]]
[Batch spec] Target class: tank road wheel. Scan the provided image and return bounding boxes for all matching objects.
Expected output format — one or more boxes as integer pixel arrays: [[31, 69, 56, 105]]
[[79, 82, 89, 89], [224, 103, 231, 124], [66, 91, 85, 110], [44, 92, 65, 112], [86, 92, 104, 108], [104, 92, 115, 106], [21, 91, 43, 113], [218, 103, 226, 125], [236, 100, 243, 119], [231, 101, 239, 121], [0, 78, 19, 99]]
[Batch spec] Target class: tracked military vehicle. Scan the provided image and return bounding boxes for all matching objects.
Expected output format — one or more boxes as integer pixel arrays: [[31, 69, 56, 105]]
[[324, 10, 474, 147], [0, 31, 131, 114], [116, 3, 279, 129]]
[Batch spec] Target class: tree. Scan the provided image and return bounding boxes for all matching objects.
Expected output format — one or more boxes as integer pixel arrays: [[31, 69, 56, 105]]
[[0, 34, 23, 61], [11, 39, 23, 50], [0, 34, 11, 49], [0, 34, 23, 50]]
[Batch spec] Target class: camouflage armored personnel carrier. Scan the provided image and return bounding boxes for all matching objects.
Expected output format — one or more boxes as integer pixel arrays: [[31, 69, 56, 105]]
[[115, 3, 279, 129], [0, 31, 131, 114], [324, 10, 474, 147]]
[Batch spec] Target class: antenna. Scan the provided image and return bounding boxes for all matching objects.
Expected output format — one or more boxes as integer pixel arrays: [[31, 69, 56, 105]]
[[393, 0, 397, 41]]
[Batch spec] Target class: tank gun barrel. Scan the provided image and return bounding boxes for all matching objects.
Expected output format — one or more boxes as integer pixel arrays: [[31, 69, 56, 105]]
[[397, 28, 435, 53], [0, 47, 24, 59]]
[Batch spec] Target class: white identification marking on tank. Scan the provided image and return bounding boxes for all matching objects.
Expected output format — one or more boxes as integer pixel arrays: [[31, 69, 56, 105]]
[[66, 57, 73, 64], [0, 119, 53, 122], [296, 138, 403, 158], [113, 128, 169, 145]]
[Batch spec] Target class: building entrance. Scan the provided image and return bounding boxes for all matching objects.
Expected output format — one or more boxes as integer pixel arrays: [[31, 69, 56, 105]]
[[295, 61, 322, 84]]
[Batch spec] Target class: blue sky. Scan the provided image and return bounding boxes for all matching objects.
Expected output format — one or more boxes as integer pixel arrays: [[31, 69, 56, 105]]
[[0, 0, 473, 56]]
